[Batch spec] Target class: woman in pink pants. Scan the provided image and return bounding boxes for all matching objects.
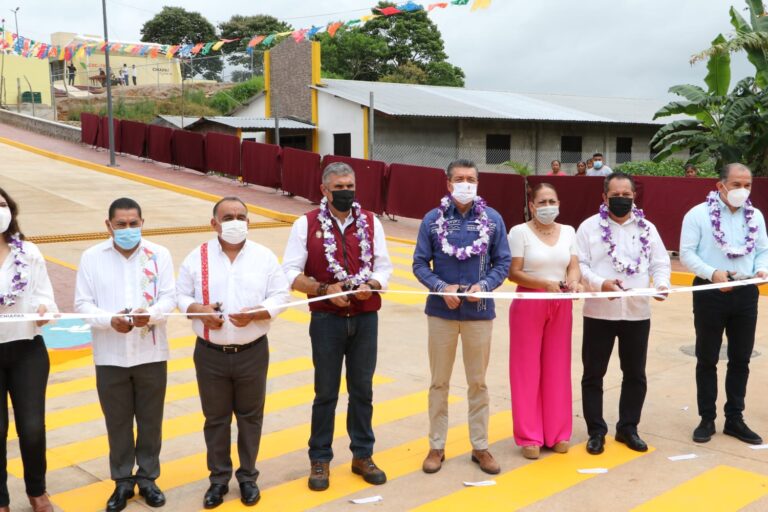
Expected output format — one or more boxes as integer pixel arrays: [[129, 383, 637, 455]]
[[508, 183, 581, 459]]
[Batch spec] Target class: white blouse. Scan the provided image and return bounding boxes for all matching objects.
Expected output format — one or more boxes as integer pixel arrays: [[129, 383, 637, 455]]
[[508, 223, 577, 282], [0, 240, 58, 344]]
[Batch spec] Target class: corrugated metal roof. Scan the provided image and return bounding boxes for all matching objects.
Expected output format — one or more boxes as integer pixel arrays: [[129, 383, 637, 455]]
[[193, 117, 315, 130], [313, 79, 672, 125]]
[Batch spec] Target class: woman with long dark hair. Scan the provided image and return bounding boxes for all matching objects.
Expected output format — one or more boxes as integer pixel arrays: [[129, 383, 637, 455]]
[[0, 187, 56, 512]]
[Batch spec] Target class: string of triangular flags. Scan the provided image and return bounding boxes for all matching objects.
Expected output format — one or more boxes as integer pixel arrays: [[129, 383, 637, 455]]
[[0, 0, 491, 61]]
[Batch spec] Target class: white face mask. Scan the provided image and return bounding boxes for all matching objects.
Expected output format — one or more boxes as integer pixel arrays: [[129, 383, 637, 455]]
[[220, 219, 248, 244], [0, 207, 11, 234], [451, 182, 478, 205], [535, 205, 559, 225], [725, 186, 750, 208]]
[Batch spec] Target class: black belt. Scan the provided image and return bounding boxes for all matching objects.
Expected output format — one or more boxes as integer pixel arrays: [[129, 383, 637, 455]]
[[197, 335, 265, 354]]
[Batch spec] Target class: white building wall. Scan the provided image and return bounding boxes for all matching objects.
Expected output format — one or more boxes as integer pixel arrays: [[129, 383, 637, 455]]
[[235, 96, 268, 118], [317, 93, 367, 158]]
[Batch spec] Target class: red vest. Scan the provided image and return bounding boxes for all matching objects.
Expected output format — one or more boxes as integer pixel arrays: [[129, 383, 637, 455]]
[[304, 208, 382, 315]]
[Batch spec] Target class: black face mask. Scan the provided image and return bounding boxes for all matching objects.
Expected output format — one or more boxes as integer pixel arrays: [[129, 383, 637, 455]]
[[608, 196, 633, 217], [330, 190, 355, 212]]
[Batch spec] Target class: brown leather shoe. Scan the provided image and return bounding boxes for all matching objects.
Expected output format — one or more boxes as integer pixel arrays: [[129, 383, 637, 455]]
[[28, 493, 54, 512], [351, 457, 387, 485], [308, 460, 330, 491], [471, 449, 501, 474], [422, 449, 445, 474]]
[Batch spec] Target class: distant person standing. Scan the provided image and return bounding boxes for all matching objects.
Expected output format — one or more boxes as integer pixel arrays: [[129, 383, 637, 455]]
[[575, 161, 588, 177], [132, 65, 138, 86], [586, 153, 612, 177], [684, 164, 698, 178], [546, 160, 566, 176], [67, 62, 76, 86], [121, 64, 129, 86]]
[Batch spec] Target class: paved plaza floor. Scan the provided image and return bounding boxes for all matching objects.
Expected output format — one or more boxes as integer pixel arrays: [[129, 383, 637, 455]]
[[1, 132, 768, 511]]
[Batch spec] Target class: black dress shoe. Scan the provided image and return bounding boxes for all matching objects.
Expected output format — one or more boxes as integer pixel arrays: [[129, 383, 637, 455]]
[[106, 484, 135, 512], [203, 484, 229, 509], [239, 482, 261, 506], [614, 431, 648, 452], [693, 419, 716, 443], [724, 418, 764, 445], [586, 434, 605, 455], [139, 482, 166, 508]]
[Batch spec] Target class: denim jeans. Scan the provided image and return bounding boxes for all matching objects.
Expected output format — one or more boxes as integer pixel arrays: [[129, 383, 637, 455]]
[[0, 336, 50, 507], [308, 311, 378, 462]]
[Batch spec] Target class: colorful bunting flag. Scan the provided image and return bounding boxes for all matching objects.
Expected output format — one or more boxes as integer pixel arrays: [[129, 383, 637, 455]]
[[452, 0, 470, 4], [262, 34, 277, 46], [248, 35, 266, 47], [327, 22, 344, 38], [307, 25, 322, 39], [399, 1, 424, 11], [428, 2, 449, 10], [377, 6, 402, 15], [292, 29, 308, 42], [471, 0, 492, 10]]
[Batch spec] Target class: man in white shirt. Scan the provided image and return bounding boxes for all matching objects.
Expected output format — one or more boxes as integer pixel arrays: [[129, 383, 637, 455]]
[[177, 196, 290, 509], [586, 152, 613, 177], [282, 162, 393, 492], [75, 198, 177, 512], [576, 172, 670, 456]]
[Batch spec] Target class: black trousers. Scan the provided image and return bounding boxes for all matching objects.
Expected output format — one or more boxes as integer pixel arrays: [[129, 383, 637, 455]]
[[95, 361, 167, 488], [581, 318, 650, 436], [693, 278, 759, 421], [194, 337, 268, 485], [0, 336, 50, 507]]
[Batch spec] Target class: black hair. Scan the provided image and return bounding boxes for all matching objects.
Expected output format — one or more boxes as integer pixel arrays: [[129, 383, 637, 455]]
[[108, 197, 142, 221], [719, 163, 750, 182], [0, 187, 24, 242], [593, 152, 604, 158], [530, 183, 558, 201], [213, 196, 247, 217], [603, 171, 635, 194], [446, 159, 479, 180], [684, 163, 697, 171]]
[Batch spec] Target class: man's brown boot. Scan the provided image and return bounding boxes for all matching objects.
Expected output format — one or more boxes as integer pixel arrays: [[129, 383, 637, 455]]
[[471, 449, 501, 474], [28, 493, 54, 512], [422, 449, 445, 474], [351, 457, 387, 485], [308, 460, 330, 491]]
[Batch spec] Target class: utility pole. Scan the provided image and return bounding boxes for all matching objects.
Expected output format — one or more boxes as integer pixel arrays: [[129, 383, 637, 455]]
[[10, 7, 18, 53], [1, 18, 6, 107], [101, 0, 116, 166]]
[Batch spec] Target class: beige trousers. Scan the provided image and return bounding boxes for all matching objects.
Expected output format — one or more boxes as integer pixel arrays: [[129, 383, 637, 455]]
[[427, 316, 493, 450]]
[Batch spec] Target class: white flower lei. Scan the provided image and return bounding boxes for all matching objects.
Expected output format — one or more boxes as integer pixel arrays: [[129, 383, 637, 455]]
[[0, 234, 30, 307], [319, 198, 374, 287]]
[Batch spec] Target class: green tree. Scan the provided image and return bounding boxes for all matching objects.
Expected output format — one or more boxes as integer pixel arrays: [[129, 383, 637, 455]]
[[652, 36, 768, 174], [218, 15, 293, 75], [317, 31, 389, 81], [140, 6, 223, 81], [319, 1, 465, 86], [380, 62, 428, 84]]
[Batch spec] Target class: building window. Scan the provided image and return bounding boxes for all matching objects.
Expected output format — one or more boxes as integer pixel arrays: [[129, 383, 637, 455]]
[[560, 136, 582, 163], [333, 133, 352, 157], [486, 134, 511, 165], [616, 137, 632, 164], [280, 135, 308, 150]]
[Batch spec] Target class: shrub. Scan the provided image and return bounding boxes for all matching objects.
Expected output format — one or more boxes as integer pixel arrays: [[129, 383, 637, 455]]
[[616, 159, 717, 178], [502, 161, 533, 176]]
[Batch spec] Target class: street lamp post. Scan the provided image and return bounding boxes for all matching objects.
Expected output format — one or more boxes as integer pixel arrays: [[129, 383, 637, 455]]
[[11, 8, 18, 53], [101, 0, 116, 166]]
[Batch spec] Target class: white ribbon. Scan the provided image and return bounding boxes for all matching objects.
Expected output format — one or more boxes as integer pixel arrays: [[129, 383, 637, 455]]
[[1, 278, 766, 324]]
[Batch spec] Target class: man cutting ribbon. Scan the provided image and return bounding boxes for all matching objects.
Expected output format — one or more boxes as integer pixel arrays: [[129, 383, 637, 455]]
[[412, 159, 511, 475], [576, 172, 671, 456], [681, 163, 768, 446]]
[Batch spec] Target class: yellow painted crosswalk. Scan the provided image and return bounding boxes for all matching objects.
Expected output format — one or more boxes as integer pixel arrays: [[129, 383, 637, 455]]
[[50, 390, 456, 512], [632, 465, 768, 511], [412, 437, 653, 511]]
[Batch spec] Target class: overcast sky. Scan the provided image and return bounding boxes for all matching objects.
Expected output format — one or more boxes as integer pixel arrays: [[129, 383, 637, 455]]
[[9, 0, 755, 99]]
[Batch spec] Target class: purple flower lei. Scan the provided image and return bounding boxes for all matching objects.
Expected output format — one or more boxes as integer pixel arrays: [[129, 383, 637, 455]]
[[436, 195, 490, 261], [706, 191, 758, 259], [319, 198, 373, 287], [0, 234, 29, 307], [598, 203, 651, 276]]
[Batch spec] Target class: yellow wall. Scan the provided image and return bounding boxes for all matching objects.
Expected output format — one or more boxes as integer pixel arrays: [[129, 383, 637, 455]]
[[68, 53, 182, 88], [1, 54, 52, 106]]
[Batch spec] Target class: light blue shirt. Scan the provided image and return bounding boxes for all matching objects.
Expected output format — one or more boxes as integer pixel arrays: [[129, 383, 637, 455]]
[[680, 196, 768, 280]]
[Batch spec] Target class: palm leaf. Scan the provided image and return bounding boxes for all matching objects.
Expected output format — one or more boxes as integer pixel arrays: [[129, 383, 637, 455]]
[[653, 101, 706, 119], [705, 34, 731, 96], [668, 84, 709, 103], [721, 94, 760, 132], [650, 119, 703, 147]]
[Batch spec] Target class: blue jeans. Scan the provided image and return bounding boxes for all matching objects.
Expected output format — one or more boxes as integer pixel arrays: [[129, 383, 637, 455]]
[[308, 311, 378, 462]]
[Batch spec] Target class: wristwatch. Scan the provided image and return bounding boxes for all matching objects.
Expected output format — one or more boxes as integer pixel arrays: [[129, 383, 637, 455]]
[[317, 282, 329, 296]]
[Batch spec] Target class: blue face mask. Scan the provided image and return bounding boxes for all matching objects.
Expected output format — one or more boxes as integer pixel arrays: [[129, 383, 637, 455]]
[[593, 161, 603, 170], [113, 227, 142, 250]]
